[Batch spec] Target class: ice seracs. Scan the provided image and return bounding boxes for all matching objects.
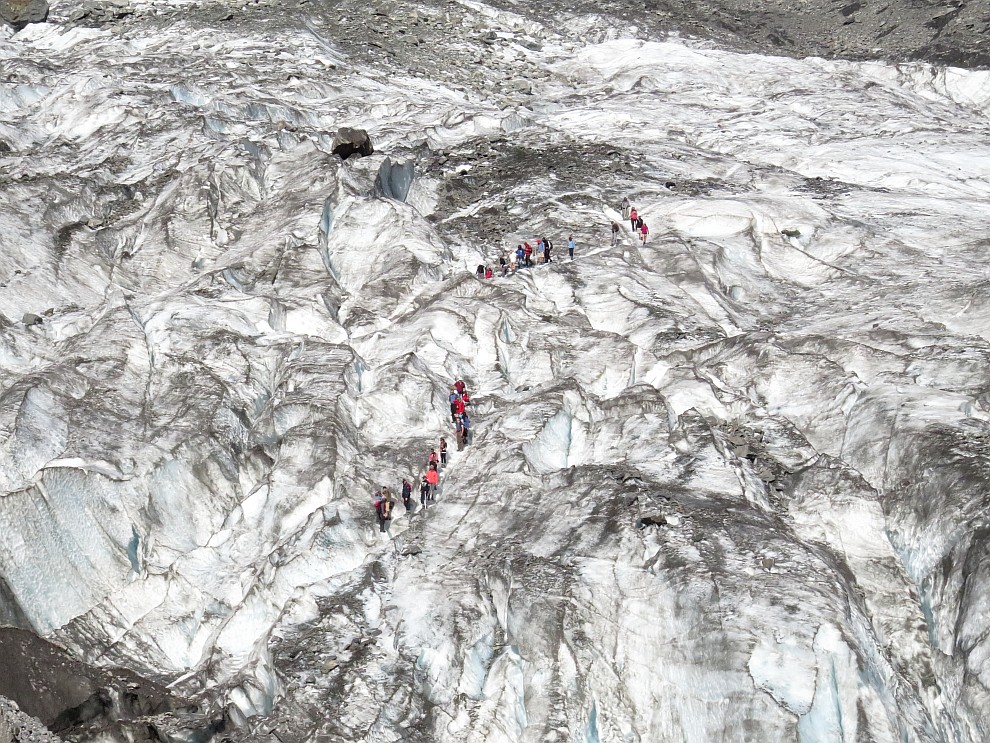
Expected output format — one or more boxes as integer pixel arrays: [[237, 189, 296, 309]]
[[1, 1, 990, 741]]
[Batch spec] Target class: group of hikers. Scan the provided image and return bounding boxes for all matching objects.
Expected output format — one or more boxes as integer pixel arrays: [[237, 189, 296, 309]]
[[474, 196, 654, 279], [613, 197, 650, 246], [476, 235, 578, 279], [371, 378, 474, 533]]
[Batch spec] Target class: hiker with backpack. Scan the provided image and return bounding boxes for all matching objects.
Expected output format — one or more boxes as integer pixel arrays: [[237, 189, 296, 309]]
[[640, 221, 649, 244], [374, 489, 393, 533], [542, 236, 553, 263], [455, 415, 466, 451], [420, 475, 430, 507]]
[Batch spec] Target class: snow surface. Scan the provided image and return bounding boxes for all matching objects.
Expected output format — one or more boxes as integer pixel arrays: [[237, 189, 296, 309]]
[[1, 2, 990, 742]]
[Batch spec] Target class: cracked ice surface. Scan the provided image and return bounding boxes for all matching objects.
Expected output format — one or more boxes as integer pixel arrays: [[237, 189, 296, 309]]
[[1, 2, 990, 741]]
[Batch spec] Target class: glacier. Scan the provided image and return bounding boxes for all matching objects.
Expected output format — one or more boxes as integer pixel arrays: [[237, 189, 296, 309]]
[[1, 0, 990, 741]]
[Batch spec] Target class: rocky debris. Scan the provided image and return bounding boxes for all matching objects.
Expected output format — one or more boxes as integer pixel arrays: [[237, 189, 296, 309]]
[[0, 697, 62, 743], [20, 313, 42, 327], [67, 0, 133, 26], [0, 0, 48, 30], [375, 156, 415, 202], [331, 127, 374, 160], [0, 629, 181, 737]]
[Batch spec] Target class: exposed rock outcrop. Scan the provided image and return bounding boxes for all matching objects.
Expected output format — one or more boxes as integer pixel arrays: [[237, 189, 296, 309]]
[[0, 0, 48, 30]]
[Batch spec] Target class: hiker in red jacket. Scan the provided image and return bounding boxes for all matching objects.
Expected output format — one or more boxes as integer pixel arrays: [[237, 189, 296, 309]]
[[629, 207, 638, 232], [426, 468, 440, 500], [524, 242, 533, 266]]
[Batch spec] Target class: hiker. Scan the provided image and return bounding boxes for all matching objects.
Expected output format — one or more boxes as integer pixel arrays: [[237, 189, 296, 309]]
[[455, 416, 466, 451], [476, 264, 485, 278], [420, 475, 430, 507], [374, 490, 392, 533], [461, 412, 471, 446], [485, 266, 493, 279], [629, 207, 638, 232], [499, 255, 508, 276], [454, 379, 466, 395], [453, 395, 466, 418], [429, 449, 439, 467], [449, 388, 459, 421], [426, 467, 440, 499], [461, 391, 471, 408], [524, 242, 533, 266], [640, 221, 649, 244], [611, 222, 620, 246], [542, 236, 553, 263], [568, 235, 576, 259], [621, 196, 630, 220], [515, 245, 525, 266], [439, 437, 448, 466], [401, 479, 412, 511]]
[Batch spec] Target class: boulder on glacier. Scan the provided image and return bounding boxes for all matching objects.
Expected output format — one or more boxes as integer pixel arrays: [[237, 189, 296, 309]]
[[331, 127, 374, 160], [375, 156, 415, 202], [0, 0, 48, 29]]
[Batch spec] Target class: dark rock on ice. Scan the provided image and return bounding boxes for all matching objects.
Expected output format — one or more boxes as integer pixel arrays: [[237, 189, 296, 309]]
[[639, 512, 668, 527], [331, 127, 374, 160], [0, 0, 48, 30], [20, 313, 42, 327]]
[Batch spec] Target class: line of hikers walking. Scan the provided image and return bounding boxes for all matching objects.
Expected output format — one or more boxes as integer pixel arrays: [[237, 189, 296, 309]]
[[476, 195, 654, 279], [614, 197, 650, 245], [372, 378, 474, 533], [476, 235, 578, 279]]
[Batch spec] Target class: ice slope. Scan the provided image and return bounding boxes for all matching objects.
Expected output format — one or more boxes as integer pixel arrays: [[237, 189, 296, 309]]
[[1, 1, 990, 741]]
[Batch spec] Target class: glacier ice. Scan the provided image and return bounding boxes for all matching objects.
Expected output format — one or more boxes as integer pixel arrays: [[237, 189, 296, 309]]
[[1, 2, 990, 742]]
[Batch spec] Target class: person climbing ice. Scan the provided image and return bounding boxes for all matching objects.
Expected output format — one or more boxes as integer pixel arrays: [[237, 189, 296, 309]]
[[449, 388, 460, 421], [374, 490, 393, 533], [420, 475, 430, 508], [524, 241, 533, 266], [453, 395, 466, 418], [640, 221, 649, 244], [515, 244, 525, 266], [439, 437, 448, 466], [455, 415, 466, 451], [429, 448, 439, 467], [401, 478, 412, 511], [621, 196, 630, 220], [542, 236, 553, 263], [611, 222, 620, 247], [568, 235, 576, 260], [629, 207, 638, 232], [461, 411, 471, 446], [455, 379, 466, 395]]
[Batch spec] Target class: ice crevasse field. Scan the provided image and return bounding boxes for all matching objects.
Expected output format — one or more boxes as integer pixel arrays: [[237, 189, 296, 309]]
[[2, 2, 990, 741]]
